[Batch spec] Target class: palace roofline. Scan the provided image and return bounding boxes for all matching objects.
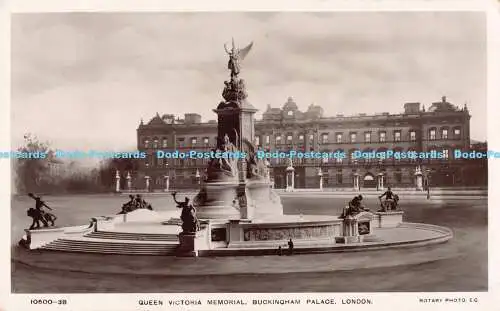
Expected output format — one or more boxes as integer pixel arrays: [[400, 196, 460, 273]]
[[138, 96, 470, 130]]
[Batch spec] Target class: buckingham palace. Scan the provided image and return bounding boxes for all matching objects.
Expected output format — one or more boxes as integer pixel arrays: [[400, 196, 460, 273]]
[[133, 96, 487, 190]]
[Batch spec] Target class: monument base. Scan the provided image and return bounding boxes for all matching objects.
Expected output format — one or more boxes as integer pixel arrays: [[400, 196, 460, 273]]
[[195, 182, 241, 220], [335, 236, 363, 244], [375, 211, 404, 228], [246, 180, 283, 218]]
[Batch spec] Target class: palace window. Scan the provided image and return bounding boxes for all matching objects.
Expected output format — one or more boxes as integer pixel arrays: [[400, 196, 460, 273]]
[[153, 138, 159, 149], [410, 131, 416, 142], [364, 132, 371, 143], [144, 138, 150, 148], [442, 129, 448, 140], [429, 129, 436, 140], [309, 134, 314, 142], [276, 135, 282, 144], [191, 137, 197, 146], [336, 133, 342, 143], [162, 138, 168, 148], [265, 135, 270, 144], [379, 131, 386, 143], [203, 137, 209, 145], [454, 127, 461, 137], [255, 136, 260, 146], [394, 131, 401, 142], [299, 134, 304, 141], [287, 135, 293, 143], [350, 133, 357, 143], [321, 133, 329, 144], [287, 110, 293, 116]]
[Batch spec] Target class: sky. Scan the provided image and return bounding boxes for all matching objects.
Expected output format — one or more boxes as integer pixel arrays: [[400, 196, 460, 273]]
[[11, 12, 487, 151]]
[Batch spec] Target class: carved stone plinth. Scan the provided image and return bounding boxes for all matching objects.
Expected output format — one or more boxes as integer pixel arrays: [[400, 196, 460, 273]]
[[195, 182, 241, 220], [337, 212, 374, 244], [374, 211, 404, 228], [177, 232, 199, 257]]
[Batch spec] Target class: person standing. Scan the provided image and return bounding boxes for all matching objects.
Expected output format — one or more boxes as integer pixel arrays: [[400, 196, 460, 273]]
[[288, 238, 294, 255]]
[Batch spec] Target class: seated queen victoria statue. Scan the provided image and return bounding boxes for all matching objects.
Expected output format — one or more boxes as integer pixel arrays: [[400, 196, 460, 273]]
[[206, 134, 238, 181]]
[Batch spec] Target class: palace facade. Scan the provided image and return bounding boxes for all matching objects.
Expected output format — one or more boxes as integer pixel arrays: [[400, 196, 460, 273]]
[[134, 96, 487, 190]]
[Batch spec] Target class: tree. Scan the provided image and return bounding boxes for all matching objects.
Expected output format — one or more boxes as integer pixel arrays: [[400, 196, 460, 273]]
[[14, 134, 54, 193]]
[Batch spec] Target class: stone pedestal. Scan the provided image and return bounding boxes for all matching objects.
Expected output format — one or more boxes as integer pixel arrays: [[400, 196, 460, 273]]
[[195, 182, 241, 220], [177, 233, 199, 257], [337, 212, 374, 244], [374, 211, 404, 228], [115, 170, 121, 193], [126, 172, 132, 190]]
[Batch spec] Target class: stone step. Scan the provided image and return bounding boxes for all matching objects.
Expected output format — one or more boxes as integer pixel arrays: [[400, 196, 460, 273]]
[[42, 238, 179, 255], [46, 238, 179, 247], [85, 231, 179, 241], [41, 245, 176, 255]]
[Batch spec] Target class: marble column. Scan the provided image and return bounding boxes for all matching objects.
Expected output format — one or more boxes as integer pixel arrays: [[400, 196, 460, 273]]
[[115, 170, 121, 193]]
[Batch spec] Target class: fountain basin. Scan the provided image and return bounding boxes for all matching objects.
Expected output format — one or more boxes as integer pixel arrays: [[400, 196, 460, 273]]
[[18, 209, 453, 257]]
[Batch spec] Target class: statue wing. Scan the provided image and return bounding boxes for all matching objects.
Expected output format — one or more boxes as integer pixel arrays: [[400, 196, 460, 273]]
[[238, 42, 253, 61], [242, 138, 256, 154]]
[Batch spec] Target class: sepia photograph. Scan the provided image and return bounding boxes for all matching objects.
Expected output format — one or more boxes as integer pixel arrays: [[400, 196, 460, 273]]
[[9, 11, 488, 297]]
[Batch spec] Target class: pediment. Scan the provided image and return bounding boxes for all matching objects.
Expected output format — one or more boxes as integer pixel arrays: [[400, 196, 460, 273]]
[[147, 116, 166, 126]]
